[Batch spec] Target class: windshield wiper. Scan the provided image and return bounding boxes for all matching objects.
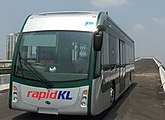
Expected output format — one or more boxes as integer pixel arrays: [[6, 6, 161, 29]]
[[19, 56, 53, 88]]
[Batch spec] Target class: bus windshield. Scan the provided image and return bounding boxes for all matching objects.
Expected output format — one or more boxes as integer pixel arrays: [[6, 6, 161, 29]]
[[15, 31, 93, 82]]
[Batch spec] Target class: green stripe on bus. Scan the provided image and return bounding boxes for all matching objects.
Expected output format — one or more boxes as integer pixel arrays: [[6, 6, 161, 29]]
[[87, 48, 95, 115], [12, 77, 89, 88], [9, 15, 31, 108]]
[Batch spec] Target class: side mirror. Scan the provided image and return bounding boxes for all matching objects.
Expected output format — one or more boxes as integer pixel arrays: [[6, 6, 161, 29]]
[[94, 31, 103, 51]]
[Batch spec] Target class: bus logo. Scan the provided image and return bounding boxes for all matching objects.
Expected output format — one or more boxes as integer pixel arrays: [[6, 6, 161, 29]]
[[27, 90, 72, 100], [85, 22, 94, 27]]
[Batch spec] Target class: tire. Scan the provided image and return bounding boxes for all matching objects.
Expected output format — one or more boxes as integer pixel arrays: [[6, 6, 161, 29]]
[[110, 82, 115, 103], [129, 72, 132, 86]]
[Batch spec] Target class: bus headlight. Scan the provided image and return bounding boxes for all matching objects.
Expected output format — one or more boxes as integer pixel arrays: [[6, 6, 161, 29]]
[[82, 96, 87, 100], [12, 86, 18, 102], [81, 90, 88, 107], [13, 93, 18, 102]]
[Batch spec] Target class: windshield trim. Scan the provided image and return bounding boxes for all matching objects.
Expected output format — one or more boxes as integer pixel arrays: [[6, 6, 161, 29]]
[[14, 30, 93, 83]]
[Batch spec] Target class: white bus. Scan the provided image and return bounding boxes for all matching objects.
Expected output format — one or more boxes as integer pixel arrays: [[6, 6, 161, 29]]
[[9, 11, 135, 115]]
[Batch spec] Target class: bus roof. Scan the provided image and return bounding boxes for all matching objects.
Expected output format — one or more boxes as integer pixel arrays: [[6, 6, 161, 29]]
[[36, 11, 100, 16], [23, 11, 101, 32]]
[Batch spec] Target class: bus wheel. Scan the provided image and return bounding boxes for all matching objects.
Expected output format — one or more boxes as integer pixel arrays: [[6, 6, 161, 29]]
[[129, 72, 132, 86], [110, 85, 115, 103]]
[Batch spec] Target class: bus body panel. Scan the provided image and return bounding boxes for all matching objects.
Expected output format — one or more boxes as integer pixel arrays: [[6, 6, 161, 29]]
[[91, 77, 112, 115], [11, 82, 89, 115], [91, 66, 134, 115]]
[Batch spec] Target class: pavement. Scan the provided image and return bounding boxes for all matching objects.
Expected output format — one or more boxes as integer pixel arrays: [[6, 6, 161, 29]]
[[0, 58, 165, 120], [115, 59, 165, 120]]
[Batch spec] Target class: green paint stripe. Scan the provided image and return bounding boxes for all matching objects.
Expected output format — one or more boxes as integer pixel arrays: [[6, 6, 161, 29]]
[[87, 48, 95, 115], [12, 76, 89, 88], [9, 15, 31, 108]]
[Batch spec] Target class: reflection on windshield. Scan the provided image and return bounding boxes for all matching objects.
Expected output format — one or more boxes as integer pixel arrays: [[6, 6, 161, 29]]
[[19, 56, 53, 88], [15, 31, 92, 81]]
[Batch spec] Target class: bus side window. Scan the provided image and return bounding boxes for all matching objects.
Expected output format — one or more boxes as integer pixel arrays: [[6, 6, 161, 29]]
[[101, 33, 110, 68], [109, 35, 117, 69], [95, 52, 101, 77]]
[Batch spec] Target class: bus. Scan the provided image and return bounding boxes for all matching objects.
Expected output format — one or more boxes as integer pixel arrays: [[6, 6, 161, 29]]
[[9, 11, 135, 115]]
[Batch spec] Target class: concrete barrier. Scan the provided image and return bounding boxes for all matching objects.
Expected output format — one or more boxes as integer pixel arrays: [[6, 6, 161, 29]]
[[0, 74, 10, 91], [0, 84, 9, 91], [159, 67, 165, 91], [153, 58, 165, 92], [0, 60, 11, 91]]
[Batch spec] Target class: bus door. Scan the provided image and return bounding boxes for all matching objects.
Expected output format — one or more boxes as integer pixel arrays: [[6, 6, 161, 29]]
[[119, 40, 126, 93]]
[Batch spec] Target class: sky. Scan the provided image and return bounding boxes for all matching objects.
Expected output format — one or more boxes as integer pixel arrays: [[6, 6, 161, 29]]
[[0, 0, 165, 64]]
